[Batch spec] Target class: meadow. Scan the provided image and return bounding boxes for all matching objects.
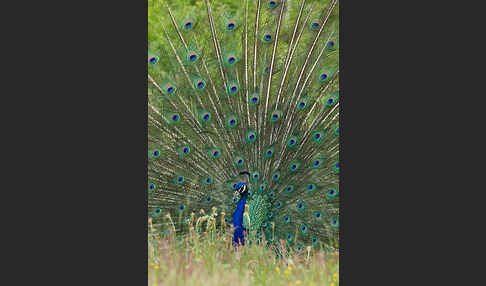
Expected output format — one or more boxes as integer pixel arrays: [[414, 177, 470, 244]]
[[148, 212, 339, 286]]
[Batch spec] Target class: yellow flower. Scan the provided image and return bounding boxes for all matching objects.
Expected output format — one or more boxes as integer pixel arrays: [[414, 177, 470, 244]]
[[288, 266, 293, 271], [284, 270, 290, 275], [333, 273, 338, 280], [289, 283, 294, 286], [330, 283, 335, 286], [154, 265, 159, 270], [296, 280, 302, 285], [275, 267, 281, 272]]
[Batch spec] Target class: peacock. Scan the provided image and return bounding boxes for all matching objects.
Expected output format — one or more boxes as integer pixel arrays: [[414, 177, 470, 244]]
[[148, 0, 339, 251]]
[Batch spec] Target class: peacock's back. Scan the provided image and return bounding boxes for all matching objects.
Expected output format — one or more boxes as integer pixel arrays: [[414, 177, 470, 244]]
[[148, 0, 339, 250]]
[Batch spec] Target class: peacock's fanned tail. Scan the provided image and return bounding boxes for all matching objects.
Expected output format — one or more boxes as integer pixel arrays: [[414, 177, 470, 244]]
[[148, 0, 339, 250]]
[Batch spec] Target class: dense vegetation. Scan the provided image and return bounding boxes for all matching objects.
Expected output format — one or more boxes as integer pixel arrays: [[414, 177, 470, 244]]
[[148, 213, 339, 286]]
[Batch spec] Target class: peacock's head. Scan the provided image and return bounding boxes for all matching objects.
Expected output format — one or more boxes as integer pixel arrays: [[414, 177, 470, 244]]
[[233, 171, 251, 198], [233, 182, 247, 197]]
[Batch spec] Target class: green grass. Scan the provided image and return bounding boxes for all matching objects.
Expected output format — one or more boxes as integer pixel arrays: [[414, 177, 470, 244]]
[[148, 213, 339, 286]]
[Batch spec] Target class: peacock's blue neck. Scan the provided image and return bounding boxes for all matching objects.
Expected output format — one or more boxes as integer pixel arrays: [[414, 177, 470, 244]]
[[232, 193, 248, 245], [232, 193, 248, 227]]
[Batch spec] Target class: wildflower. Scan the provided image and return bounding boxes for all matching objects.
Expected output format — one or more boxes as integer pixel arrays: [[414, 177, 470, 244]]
[[275, 267, 281, 272], [330, 283, 335, 286], [284, 270, 289, 275], [333, 273, 338, 280], [288, 266, 292, 271], [154, 265, 159, 270], [296, 280, 302, 285]]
